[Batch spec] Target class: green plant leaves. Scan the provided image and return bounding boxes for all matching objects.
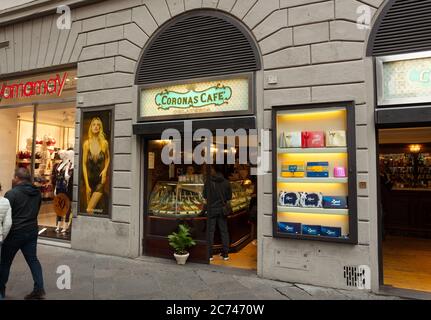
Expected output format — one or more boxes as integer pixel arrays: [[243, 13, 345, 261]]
[[168, 224, 197, 255]]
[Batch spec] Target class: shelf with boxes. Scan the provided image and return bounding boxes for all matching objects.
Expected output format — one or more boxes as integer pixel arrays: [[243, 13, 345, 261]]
[[278, 177, 348, 183], [272, 103, 358, 244], [277, 206, 348, 215]]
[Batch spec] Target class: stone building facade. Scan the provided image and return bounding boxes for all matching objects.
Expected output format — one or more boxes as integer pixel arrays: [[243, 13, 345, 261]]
[[0, 0, 389, 292]]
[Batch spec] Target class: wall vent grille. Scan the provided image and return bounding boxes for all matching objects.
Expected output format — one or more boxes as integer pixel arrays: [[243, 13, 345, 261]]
[[135, 11, 261, 85], [368, 0, 431, 56], [343, 265, 371, 289]]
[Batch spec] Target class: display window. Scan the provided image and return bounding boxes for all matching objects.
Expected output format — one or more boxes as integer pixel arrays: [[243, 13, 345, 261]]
[[0, 69, 77, 241], [272, 103, 358, 243], [35, 103, 76, 240], [144, 137, 257, 268]]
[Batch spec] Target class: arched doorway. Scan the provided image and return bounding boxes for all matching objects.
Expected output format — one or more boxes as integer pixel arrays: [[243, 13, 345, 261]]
[[133, 10, 262, 270], [369, 0, 431, 293]]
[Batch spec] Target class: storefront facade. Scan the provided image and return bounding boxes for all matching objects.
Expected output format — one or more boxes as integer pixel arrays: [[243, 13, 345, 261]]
[[0, 0, 399, 293], [0, 67, 77, 240]]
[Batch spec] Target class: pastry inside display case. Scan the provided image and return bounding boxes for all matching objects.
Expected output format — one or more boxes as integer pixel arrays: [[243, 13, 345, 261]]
[[231, 179, 254, 213], [148, 180, 254, 218]]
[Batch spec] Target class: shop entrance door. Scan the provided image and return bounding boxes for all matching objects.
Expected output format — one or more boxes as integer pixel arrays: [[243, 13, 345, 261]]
[[142, 134, 258, 269], [143, 138, 210, 263], [378, 126, 431, 292]]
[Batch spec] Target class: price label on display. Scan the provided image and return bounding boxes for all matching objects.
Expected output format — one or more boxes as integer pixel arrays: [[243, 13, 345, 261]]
[[53, 193, 71, 217]]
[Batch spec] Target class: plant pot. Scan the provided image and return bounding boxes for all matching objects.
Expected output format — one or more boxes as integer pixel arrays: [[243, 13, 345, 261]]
[[174, 252, 190, 265]]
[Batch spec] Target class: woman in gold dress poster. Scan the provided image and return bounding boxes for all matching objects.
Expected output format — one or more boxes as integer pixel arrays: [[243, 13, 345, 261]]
[[79, 109, 112, 216]]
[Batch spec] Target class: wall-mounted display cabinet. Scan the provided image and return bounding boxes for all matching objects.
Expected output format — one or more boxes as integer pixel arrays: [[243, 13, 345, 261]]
[[272, 102, 358, 244]]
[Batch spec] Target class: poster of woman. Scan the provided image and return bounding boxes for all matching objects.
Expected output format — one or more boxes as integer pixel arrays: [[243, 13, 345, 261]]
[[79, 108, 113, 216]]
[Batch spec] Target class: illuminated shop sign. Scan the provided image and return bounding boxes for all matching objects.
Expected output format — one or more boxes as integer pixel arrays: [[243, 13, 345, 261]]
[[155, 84, 232, 110], [140, 76, 250, 120], [377, 52, 431, 105], [0, 73, 68, 100]]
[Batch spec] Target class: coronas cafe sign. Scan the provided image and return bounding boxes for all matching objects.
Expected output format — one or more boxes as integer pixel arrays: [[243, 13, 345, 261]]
[[140, 76, 251, 121], [156, 84, 232, 110]]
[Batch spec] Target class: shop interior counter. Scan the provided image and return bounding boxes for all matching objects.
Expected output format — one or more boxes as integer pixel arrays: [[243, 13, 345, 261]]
[[382, 188, 431, 237], [144, 180, 255, 261]]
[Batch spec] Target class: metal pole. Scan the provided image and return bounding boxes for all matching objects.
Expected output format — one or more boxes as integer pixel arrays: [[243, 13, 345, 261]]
[[31, 103, 38, 183]]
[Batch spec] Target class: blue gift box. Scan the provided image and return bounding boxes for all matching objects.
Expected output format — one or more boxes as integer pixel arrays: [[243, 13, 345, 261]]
[[300, 192, 323, 208], [307, 171, 329, 178], [283, 192, 301, 207], [306, 162, 329, 178], [323, 196, 348, 209], [278, 222, 302, 234], [321, 226, 342, 238], [302, 225, 321, 236]]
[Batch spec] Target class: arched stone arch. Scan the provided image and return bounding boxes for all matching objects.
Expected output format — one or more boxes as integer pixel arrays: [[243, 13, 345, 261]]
[[134, 9, 262, 85], [367, 0, 431, 56]]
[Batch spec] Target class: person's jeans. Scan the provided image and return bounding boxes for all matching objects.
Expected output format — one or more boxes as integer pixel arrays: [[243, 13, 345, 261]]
[[208, 213, 230, 257], [0, 229, 44, 293]]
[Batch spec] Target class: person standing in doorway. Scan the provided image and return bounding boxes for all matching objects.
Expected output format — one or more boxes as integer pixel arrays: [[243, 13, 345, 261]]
[[0, 168, 45, 300], [203, 165, 232, 261]]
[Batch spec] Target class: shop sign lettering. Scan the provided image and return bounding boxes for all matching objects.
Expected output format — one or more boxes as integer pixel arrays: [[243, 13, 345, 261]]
[[410, 69, 431, 85], [155, 84, 232, 110], [379, 55, 431, 105], [0, 72, 68, 100], [140, 77, 249, 119]]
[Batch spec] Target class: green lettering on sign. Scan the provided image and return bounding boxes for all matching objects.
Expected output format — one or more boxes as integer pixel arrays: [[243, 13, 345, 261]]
[[409, 69, 431, 87], [155, 84, 232, 110]]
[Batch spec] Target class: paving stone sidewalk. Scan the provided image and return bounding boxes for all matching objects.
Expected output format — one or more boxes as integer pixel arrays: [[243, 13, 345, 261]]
[[2, 244, 402, 300]]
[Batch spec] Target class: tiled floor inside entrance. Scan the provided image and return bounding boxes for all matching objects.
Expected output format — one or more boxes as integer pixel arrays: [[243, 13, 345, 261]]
[[383, 235, 431, 292], [211, 241, 257, 270]]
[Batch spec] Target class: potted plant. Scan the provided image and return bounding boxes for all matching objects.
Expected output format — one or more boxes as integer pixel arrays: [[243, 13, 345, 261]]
[[168, 224, 196, 265]]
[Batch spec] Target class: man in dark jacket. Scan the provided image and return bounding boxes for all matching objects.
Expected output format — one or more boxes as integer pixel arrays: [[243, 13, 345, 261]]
[[203, 165, 232, 261], [0, 168, 45, 300]]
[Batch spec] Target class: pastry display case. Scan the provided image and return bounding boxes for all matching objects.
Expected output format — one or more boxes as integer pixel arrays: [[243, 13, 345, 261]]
[[145, 178, 255, 262], [149, 182, 204, 217], [148, 180, 254, 218]]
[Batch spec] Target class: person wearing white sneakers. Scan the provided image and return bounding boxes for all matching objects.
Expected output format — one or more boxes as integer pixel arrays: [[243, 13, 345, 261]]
[[0, 182, 12, 300]]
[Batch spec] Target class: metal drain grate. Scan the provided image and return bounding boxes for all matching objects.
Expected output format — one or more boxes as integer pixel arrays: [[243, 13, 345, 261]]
[[344, 265, 371, 289]]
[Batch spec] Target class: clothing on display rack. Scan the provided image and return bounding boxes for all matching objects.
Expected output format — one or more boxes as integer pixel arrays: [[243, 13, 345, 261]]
[[52, 149, 74, 233]]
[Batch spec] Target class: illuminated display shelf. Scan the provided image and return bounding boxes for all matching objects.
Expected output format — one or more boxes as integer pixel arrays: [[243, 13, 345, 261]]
[[277, 147, 347, 154], [273, 102, 358, 244], [278, 177, 348, 183], [277, 206, 348, 215]]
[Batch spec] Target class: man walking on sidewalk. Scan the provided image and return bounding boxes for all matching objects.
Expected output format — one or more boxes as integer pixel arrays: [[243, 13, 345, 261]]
[[0, 168, 45, 300]]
